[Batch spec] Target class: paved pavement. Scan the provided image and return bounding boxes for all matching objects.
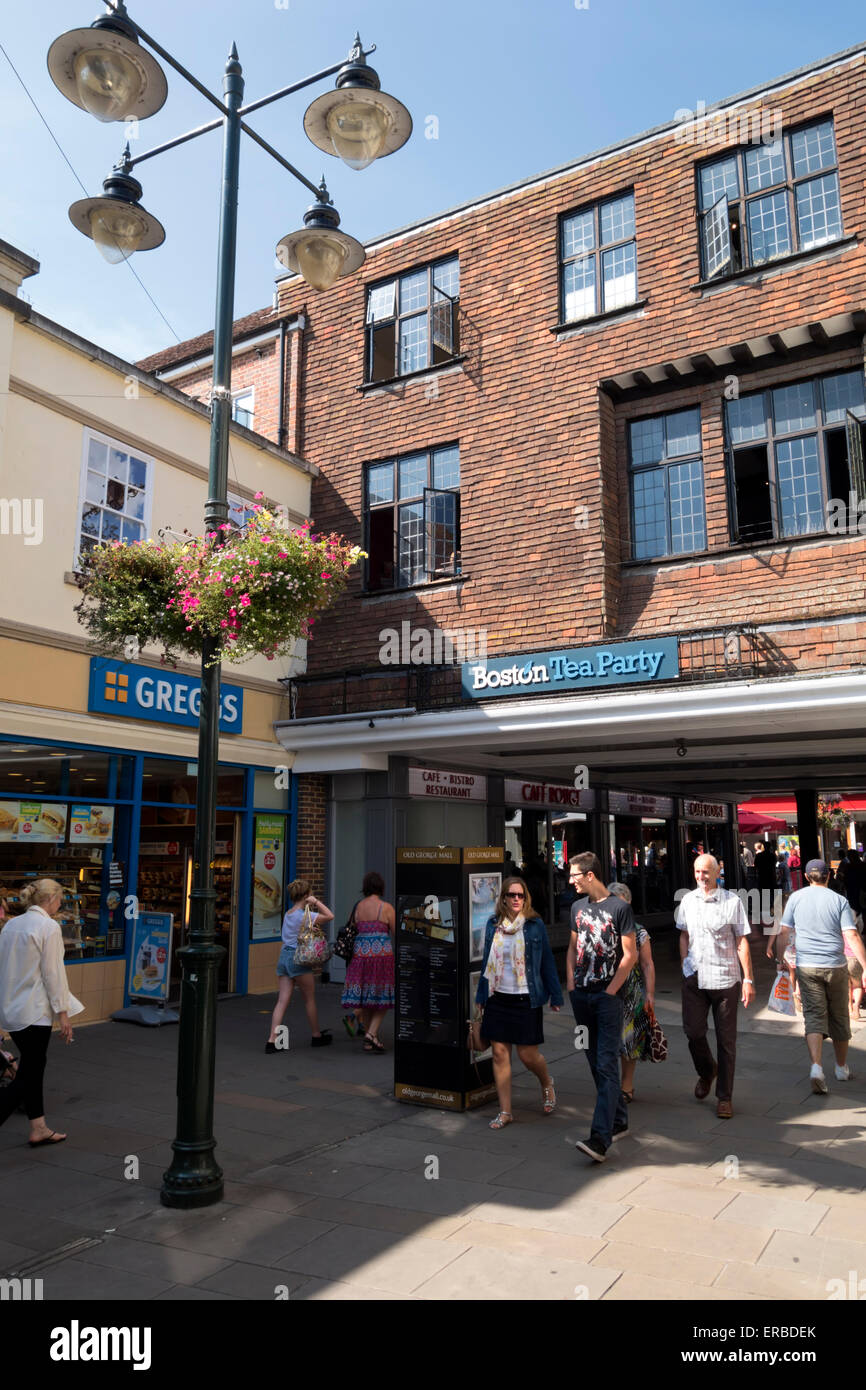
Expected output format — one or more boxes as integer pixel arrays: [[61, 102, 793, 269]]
[[1, 944, 865, 1302]]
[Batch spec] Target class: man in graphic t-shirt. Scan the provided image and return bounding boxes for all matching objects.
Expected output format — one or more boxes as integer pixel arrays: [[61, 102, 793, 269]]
[[567, 851, 637, 1162]]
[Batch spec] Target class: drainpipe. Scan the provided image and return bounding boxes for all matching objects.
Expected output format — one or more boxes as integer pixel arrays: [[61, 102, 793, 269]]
[[279, 314, 306, 454]]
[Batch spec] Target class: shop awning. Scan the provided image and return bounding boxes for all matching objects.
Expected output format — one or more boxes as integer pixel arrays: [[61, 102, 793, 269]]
[[737, 808, 789, 833]]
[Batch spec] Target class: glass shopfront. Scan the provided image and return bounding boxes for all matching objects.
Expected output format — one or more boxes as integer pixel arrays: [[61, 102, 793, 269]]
[[503, 780, 595, 943], [679, 797, 733, 887], [606, 791, 675, 923], [0, 737, 293, 1004]]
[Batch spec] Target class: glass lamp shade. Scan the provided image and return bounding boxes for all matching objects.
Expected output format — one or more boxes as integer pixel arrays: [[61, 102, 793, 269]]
[[89, 203, 151, 263], [325, 99, 391, 171], [73, 46, 142, 122], [294, 232, 349, 291]]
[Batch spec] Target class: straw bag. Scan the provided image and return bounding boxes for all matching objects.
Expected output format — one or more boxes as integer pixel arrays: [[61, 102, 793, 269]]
[[294, 905, 332, 971]]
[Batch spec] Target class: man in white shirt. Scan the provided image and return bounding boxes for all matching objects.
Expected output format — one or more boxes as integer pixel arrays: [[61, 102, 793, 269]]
[[678, 854, 754, 1119]]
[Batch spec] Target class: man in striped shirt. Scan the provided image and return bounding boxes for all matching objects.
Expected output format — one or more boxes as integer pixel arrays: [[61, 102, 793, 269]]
[[678, 854, 755, 1119]]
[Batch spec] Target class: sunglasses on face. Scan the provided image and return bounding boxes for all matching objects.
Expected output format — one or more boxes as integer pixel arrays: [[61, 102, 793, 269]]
[[505, 891, 525, 898]]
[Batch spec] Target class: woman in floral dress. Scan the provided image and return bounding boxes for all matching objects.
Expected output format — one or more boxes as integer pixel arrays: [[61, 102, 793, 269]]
[[607, 882, 656, 1102], [341, 871, 395, 1053]]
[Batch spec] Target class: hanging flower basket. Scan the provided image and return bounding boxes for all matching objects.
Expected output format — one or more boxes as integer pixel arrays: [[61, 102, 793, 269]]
[[74, 502, 364, 665], [817, 795, 851, 832]]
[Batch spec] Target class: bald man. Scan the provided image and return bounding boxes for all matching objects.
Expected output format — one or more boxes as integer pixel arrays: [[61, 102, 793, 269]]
[[678, 854, 754, 1119]]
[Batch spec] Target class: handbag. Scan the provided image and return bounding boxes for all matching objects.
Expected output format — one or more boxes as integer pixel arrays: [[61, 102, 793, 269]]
[[466, 1005, 488, 1054], [768, 969, 796, 1016], [333, 902, 359, 962], [293, 904, 332, 971], [646, 1003, 668, 1063]]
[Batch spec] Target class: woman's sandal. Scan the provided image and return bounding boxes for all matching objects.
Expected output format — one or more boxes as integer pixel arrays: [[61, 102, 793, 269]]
[[363, 1032, 385, 1053], [542, 1081, 557, 1115], [489, 1111, 513, 1129], [621, 1088, 635, 1104]]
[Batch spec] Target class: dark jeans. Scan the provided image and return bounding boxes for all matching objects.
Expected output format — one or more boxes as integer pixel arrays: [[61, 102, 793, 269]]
[[570, 986, 627, 1149], [0, 1025, 51, 1124], [681, 974, 740, 1101]]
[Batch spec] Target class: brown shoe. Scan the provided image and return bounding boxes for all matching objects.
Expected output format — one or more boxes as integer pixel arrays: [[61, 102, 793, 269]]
[[716, 1100, 733, 1119], [694, 1064, 718, 1100]]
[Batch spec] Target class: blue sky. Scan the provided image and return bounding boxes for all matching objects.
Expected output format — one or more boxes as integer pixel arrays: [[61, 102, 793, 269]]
[[2, 0, 864, 360]]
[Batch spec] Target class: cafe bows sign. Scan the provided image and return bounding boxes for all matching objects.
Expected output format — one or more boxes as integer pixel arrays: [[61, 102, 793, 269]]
[[462, 638, 678, 700]]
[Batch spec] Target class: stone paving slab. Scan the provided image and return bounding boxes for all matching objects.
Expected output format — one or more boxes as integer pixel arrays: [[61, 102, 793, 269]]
[[277, 1224, 468, 1294], [590, 1238, 724, 1285], [413, 1245, 622, 1300], [716, 1190, 828, 1235]]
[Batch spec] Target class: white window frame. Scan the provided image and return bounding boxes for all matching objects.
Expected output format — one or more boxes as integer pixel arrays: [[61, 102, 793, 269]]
[[231, 387, 255, 429], [227, 490, 258, 531], [75, 427, 155, 569]]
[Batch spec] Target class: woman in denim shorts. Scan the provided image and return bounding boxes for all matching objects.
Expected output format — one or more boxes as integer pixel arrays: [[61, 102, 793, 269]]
[[266, 879, 334, 1052]]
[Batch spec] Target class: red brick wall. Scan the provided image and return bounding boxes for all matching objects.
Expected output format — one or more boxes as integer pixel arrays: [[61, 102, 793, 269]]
[[294, 773, 328, 889], [168, 336, 293, 451], [150, 56, 866, 712]]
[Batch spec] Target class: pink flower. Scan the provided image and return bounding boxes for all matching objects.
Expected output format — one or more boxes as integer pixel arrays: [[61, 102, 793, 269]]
[[229, 608, 237, 617], [220, 619, 228, 628], [232, 575, 240, 583], [240, 594, 251, 608], [321, 572, 331, 580], [254, 491, 264, 499], [277, 551, 288, 558]]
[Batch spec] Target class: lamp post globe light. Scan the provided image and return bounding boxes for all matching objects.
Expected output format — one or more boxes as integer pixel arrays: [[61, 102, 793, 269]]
[[48, 2, 411, 1210]]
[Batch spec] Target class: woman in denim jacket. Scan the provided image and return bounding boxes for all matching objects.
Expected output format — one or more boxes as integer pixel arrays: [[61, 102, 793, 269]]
[[475, 876, 564, 1129]]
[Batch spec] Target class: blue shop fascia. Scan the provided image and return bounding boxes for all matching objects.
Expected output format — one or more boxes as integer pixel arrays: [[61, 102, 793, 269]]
[[0, 657, 296, 1013]]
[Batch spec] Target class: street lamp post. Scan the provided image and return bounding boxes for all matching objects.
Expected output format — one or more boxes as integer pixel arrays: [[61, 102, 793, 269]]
[[48, 2, 411, 1209]]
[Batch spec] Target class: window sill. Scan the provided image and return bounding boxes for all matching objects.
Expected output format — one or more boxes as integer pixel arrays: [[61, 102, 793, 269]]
[[360, 574, 468, 600], [622, 527, 864, 570], [551, 299, 648, 334], [690, 236, 857, 292], [358, 356, 467, 393]]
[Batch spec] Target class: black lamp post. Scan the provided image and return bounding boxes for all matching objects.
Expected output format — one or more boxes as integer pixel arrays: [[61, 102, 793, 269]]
[[48, 2, 411, 1209]]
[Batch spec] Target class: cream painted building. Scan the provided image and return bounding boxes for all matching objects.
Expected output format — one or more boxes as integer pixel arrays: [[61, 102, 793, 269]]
[[0, 238, 310, 1021]]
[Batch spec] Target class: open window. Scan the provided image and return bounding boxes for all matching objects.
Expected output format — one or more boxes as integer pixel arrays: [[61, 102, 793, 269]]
[[365, 258, 459, 383], [365, 445, 460, 592], [725, 369, 866, 543]]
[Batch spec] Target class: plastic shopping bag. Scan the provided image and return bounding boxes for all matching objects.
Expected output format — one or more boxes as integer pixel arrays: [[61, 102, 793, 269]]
[[768, 969, 796, 1017]]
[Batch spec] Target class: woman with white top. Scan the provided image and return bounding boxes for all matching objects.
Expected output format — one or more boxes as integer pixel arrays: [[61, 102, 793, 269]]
[[265, 878, 335, 1051], [474, 876, 564, 1129], [0, 879, 82, 1146]]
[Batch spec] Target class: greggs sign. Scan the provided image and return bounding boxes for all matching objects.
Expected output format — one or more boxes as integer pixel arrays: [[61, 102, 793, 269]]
[[88, 658, 243, 733], [462, 638, 679, 699]]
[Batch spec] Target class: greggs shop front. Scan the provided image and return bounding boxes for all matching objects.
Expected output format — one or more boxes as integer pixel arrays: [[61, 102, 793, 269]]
[[0, 655, 295, 1024]]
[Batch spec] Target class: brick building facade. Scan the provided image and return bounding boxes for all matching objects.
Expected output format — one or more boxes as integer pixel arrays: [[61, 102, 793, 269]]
[[144, 44, 866, 946]]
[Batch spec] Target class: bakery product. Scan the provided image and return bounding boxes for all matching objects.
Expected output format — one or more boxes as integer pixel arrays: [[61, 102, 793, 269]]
[[0, 806, 18, 833], [253, 869, 281, 916], [38, 806, 65, 838]]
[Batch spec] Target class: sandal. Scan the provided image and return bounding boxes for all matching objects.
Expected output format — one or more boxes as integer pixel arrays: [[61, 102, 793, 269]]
[[363, 1032, 386, 1053], [489, 1111, 513, 1129], [621, 1089, 634, 1104], [542, 1081, 557, 1115]]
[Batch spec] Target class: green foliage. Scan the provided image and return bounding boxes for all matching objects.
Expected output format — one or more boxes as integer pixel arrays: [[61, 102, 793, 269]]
[[75, 505, 364, 666]]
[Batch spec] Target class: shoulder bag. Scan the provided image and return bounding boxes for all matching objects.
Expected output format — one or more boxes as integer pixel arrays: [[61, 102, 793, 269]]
[[333, 901, 359, 962]]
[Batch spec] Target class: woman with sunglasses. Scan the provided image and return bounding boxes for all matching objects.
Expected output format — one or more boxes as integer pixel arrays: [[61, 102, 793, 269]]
[[475, 876, 563, 1129]]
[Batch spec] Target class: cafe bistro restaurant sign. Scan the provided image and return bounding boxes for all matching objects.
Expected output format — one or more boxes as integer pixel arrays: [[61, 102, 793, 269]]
[[462, 637, 679, 700]]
